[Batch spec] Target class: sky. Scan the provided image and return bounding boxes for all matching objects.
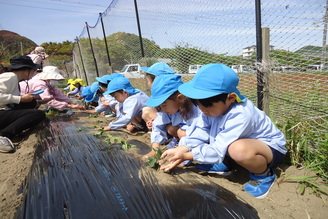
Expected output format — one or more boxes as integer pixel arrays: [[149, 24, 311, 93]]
[[0, 0, 109, 45], [0, 0, 326, 56]]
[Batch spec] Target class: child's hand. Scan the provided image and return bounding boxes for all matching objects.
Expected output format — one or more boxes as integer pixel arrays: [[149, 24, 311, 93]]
[[159, 146, 189, 172], [146, 119, 154, 130], [126, 124, 135, 132], [103, 126, 111, 131]]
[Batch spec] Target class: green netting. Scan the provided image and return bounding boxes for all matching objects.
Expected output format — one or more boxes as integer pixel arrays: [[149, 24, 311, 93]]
[[72, 0, 328, 167]]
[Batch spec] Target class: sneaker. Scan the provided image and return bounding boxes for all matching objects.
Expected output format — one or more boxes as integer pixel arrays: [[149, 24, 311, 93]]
[[195, 163, 233, 176], [0, 136, 15, 153], [105, 112, 116, 118], [166, 137, 179, 149], [243, 169, 276, 199]]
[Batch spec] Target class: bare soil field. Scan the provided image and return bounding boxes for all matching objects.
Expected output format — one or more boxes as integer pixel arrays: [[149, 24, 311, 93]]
[[0, 112, 327, 218]]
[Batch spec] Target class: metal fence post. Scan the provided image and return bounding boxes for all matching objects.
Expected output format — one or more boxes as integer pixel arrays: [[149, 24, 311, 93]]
[[75, 37, 88, 85], [100, 12, 113, 74], [86, 22, 99, 78], [255, 0, 264, 110], [133, 0, 145, 58]]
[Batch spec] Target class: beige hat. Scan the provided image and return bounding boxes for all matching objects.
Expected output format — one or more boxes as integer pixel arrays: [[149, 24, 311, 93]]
[[31, 47, 49, 59], [35, 47, 45, 52], [33, 66, 65, 80]]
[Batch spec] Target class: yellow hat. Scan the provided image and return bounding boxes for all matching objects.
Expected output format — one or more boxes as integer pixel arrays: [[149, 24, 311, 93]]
[[67, 79, 74, 84], [73, 78, 86, 86]]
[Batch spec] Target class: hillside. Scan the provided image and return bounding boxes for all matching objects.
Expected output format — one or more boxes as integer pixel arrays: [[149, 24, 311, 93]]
[[294, 45, 324, 57], [0, 30, 37, 64]]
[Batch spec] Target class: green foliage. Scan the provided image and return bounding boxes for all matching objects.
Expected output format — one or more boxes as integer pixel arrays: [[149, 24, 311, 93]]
[[271, 48, 325, 70], [92, 128, 136, 151], [77, 127, 87, 132], [40, 41, 74, 71], [284, 175, 328, 196], [153, 43, 252, 73], [279, 116, 328, 177], [45, 109, 61, 117], [278, 116, 328, 195], [146, 147, 163, 169], [103, 133, 136, 150], [74, 32, 162, 75], [0, 30, 37, 64]]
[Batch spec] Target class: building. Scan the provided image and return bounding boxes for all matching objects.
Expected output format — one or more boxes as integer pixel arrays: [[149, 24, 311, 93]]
[[242, 45, 274, 58]]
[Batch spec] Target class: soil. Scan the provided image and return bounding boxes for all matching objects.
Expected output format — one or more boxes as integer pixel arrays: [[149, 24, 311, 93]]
[[0, 111, 327, 219]]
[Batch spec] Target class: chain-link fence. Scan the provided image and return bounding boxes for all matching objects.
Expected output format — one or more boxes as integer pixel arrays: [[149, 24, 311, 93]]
[[73, 0, 328, 166]]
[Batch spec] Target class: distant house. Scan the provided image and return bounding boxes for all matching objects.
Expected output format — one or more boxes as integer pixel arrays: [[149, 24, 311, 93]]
[[242, 45, 274, 58]]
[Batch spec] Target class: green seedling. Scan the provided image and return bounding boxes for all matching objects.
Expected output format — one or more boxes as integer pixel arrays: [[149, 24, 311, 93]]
[[121, 140, 136, 150], [102, 133, 136, 150], [146, 147, 163, 169], [93, 127, 105, 137], [77, 127, 87, 132]]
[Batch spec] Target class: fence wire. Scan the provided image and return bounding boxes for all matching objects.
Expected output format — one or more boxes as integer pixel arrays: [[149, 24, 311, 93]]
[[73, 0, 328, 164]]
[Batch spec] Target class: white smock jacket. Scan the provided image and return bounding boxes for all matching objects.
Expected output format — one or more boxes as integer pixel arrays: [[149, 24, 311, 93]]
[[151, 105, 201, 144], [179, 99, 287, 164], [109, 90, 148, 130]]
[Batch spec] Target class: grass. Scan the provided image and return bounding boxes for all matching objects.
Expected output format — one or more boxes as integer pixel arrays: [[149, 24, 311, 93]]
[[277, 116, 328, 196], [283, 175, 328, 196]]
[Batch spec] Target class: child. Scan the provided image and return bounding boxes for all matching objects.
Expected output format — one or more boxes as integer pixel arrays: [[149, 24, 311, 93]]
[[102, 76, 149, 132], [0, 55, 46, 153], [20, 66, 85, 111], [63, 79, 76, 92], [142, 74, 201, 160], [160, 63, 287, 199], [81, 81, 102, 109], [95, 73, 124, 117], [140, 62, 175, 131], [66, 78, 86, 98]]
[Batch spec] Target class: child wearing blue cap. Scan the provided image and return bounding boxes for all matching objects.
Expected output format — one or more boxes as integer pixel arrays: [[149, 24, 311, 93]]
[[140, 62, 175, 131], [160, 63, 287, 199], [142, 74, 201, 160], [81, 82, 106, 113], [102, 76, 149, 132], [94, 73, 124, 117]]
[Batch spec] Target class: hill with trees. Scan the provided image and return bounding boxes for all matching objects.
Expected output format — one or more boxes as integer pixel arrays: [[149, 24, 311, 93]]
[[0, 30, 37, 65]]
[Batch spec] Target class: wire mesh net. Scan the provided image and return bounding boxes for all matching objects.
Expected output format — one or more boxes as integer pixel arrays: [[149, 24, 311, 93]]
[[73, 0, 328, 166]]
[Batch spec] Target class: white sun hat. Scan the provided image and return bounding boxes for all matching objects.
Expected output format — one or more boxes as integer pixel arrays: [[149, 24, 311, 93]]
[[33, 66, 65, 80]]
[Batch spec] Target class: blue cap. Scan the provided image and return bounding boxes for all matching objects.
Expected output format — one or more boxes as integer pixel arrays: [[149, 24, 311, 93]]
[[96, 73, 124, 84], [146, 74, 183, 107], [178, 63, 246, 102], [81, 82, 100, 103], [141, 62, 175, 76], [104, 77, 139, 95], [81, 86, 93, 102]]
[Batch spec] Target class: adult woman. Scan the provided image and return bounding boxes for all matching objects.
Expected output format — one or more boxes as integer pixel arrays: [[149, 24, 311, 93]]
[[0, 56, 46, 153]]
